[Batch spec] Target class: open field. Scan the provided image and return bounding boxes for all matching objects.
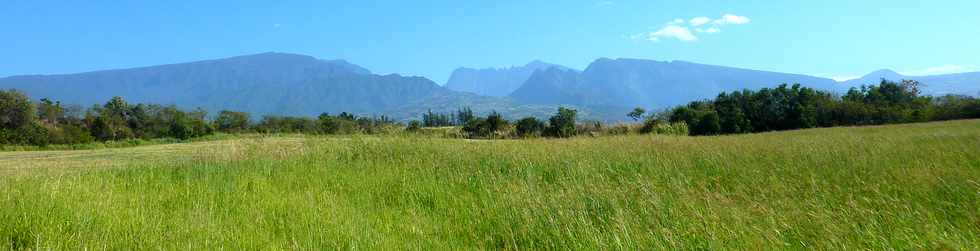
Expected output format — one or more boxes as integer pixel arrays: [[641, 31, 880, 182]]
[[1, 120, 979, 249]]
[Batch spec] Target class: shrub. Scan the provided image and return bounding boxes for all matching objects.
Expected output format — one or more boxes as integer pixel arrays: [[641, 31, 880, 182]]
[[606, 124, 632, 135], [515, 117, 545, 137], [546, 107, 577, 138], [406, 120, 422, 132]]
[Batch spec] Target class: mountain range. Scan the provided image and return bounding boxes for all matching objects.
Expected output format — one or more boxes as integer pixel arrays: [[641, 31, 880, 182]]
[[511, 58, 842, 108], [842, 69, 980, 96], [1, 52, 977, 122], [444, 60, 572, 97]]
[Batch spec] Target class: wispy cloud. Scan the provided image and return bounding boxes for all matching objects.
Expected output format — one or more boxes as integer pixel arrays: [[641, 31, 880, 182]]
[[632, 14, 750, 42], [689, 17, 711, 26], [901, 64, 977, 76], [646, 25, 698, 42], [714, 14, 751, 25], [830, 76, 860, 82], [696, 27, 721, 34]]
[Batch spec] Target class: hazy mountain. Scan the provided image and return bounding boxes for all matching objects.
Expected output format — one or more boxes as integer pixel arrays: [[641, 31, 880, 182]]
[[511, 58, 841, 108], [842, 69, 980, 96], [0, 53, 624, 121], [13, 52, 969, 123], [445, 60, 573, 97], [0, 53, 453, 117]]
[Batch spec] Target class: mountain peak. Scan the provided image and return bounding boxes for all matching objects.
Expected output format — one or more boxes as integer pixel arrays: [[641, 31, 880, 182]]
[[445, 60, 574, 97], [865, 69, 902, 78], [231, 52, 318, 61], [219, 52, 369, 74], [855, 69, 905, 83]]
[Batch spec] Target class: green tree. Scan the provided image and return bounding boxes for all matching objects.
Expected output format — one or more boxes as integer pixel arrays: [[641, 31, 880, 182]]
[[484, 111, 508, 139], [547, 107, 577, 138], [317, 113, 358, 134], [215, 110, 251, 133], [692, 111, 721, 135], [627, 107, 646, 121], [37, 98, 65, 124], [0, 90, 35, 129], [462, 117, 488, 138], [406, 120, 422, 132], [456, 107, 475, 125], [515, 117, 545, 137]]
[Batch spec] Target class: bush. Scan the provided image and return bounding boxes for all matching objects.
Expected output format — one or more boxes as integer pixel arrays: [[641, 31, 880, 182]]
[[406, 120, 422, 132], [462, 117, 488, 138], [215, 110, 250, 133], [641, 119, 689, 136], [0, 90, 35, 129], [515, 117, 545, 137], [546, 107, 577, 138], [605, 124, 632, 135]]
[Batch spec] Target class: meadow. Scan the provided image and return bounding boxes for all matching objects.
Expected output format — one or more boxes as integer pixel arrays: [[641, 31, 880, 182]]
[[1, 120, 978, 249]]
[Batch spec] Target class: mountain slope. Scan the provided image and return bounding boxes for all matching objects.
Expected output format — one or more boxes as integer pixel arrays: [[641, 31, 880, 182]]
[[843, 70, 980, 96], [445, 60, 573, 97], [512, 58, 842, 108], [0, 53, 624, 121], [0, 53, 453, 117]]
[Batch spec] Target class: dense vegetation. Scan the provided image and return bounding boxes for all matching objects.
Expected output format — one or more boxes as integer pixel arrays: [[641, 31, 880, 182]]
[[2, 120, 977, 249], [664, 80, 980, 135], [3, 79, 979, 146], [0, 90, 409, 147], [0, 90, 214, 146]]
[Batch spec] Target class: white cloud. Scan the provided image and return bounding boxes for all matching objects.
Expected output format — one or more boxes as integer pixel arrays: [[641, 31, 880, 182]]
[[830, 76, 860, 82], [901, 64, 977, 76], [689, 17, 712, 26], [633, 14, 749, 43], [696, 27, 721, 34], [647, 25, 697, 42], [714, 14, 751, 25]]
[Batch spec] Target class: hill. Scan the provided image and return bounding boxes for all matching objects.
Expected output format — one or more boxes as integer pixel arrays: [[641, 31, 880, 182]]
[[444, 60, 573, 97], [0, 53, 625, 121], [842, 69, 980, 96], [511, 58, 842, 108], [0, 52, 455, 117]]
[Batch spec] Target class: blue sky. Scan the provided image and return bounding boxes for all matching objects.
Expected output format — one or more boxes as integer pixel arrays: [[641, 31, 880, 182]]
[[2, 0, 978, 83]]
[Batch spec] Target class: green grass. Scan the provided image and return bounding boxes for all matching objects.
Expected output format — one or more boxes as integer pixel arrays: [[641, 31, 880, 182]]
[[1, 120, 978, 249]]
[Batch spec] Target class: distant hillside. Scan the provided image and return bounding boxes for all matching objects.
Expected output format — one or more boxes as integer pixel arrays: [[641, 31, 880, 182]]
[[842, 69, 980, 96], [445, 60, 573, 97], [0, 53, 626, 121], [12, 53, 968, 122], [0, 53, 454, 117], [511, 58, 841, 108]]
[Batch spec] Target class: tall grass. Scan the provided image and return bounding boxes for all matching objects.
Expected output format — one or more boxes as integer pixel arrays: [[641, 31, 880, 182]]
[[1, 120, 978, 249]]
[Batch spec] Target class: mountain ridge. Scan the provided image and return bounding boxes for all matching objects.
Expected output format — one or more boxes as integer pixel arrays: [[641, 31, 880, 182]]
[[842, 69, 980, 96], [2, 52, 977, 122], [512, 57, 842, 109], [444, 60, 574, 97]]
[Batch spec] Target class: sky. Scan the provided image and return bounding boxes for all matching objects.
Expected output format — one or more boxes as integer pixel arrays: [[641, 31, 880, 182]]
[[2, 0, 979, 83]]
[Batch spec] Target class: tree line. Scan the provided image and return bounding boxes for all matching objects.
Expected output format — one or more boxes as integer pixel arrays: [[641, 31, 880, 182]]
[[409, 107, 690, 139], [408, 107, 581, 139], [0, 90, 403, 146], [658, 80, 980, 136], [4, 79, 977, 146]]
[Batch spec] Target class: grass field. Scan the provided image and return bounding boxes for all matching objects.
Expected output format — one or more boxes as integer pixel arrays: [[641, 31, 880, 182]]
[[1, 120, 978, 249]]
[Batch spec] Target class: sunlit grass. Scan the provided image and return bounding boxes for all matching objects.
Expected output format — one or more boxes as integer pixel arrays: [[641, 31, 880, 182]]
[[1, 120, 978, 249]]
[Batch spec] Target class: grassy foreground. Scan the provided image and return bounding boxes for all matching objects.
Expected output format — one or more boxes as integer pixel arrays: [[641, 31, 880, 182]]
[[1, 120, 978, 249]]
